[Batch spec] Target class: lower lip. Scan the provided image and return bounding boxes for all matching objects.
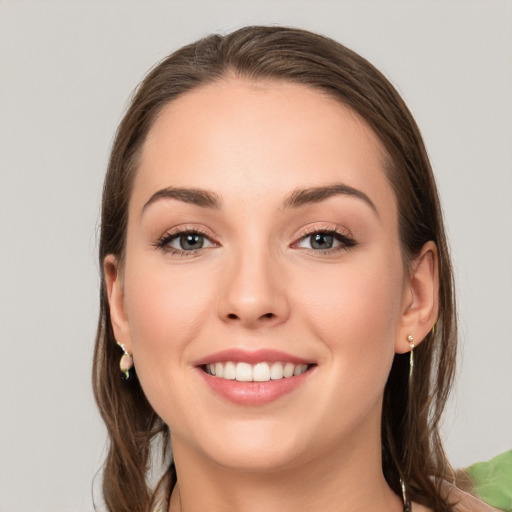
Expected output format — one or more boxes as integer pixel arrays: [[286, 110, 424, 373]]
[[197, 368, 313, 405]]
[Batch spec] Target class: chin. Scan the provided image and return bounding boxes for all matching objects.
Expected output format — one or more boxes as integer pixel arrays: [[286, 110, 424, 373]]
[[173, 417, 313, 474], [202, 443, 306, 474]]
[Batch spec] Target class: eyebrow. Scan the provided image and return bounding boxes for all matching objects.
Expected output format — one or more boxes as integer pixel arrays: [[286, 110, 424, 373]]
[[141, 183, 377, 216], [283, 183, 378, 214], [142, 186, 221, 214]]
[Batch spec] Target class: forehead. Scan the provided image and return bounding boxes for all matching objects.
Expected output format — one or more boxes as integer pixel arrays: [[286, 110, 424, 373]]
[[133, 78, 396, 219]]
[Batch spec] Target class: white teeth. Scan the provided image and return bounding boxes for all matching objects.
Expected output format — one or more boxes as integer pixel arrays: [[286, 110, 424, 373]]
[[270, 362, 284, 380], [236, 362, 253, 382], [253, 362, 271, 382], [293, 364, 308, 376], [283, 362, 295, 378], [205, 361, 310, 381], [223, 361, 236, 380]]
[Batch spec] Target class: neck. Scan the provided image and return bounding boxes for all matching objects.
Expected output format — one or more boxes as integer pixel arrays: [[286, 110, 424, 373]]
[[168, 428, 402, 512]]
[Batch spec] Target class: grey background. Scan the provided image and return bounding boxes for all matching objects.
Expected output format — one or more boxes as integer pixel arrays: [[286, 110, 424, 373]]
[[0, 1, 511, 511]]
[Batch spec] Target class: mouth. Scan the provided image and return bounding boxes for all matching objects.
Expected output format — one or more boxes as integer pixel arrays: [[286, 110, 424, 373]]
[[202, 361, 312, 382], [194, 349, 316, 405]]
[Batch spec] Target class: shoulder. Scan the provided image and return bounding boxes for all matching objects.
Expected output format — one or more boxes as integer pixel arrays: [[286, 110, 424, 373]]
[[442, 483, 501, 512], [412, 483, 501, 512]]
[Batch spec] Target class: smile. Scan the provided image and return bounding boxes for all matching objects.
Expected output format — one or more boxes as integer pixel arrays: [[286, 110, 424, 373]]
[[195, 349, 315, 405], [204, 361, 310, 382]]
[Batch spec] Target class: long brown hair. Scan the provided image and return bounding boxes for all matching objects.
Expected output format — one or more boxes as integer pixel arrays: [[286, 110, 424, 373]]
[[93, 26, 457, 512]]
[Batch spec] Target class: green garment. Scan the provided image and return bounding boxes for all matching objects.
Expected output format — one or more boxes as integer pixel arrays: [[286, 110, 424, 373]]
[[467, 450, 512, 511]]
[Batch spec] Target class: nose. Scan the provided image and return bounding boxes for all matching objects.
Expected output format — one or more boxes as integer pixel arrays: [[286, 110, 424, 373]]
[[217, 248, 290, 329]]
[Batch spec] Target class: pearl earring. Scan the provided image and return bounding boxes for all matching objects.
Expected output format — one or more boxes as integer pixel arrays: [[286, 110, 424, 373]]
[[119, 343, 133, 380]]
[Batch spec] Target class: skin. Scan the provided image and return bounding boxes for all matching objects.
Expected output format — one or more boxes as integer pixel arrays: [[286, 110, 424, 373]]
[[105, 78, 437, 512]]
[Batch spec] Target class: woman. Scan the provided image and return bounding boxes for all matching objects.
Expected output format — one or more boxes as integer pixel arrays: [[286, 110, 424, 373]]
[[92, 26, 495, 512]]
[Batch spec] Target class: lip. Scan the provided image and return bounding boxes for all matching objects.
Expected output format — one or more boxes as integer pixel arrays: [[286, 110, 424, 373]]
[[193, 348, 316, 406], [197, 367, 314, 405], [193, 348, 313, 366]]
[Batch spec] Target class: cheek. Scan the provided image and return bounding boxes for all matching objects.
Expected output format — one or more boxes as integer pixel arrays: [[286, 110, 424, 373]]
[[306, 269, 402, 338], [296, 250, 404, 382], [122, 253, 216, 405], [130, 222, 224, 306], [126, 268, 210, 347]]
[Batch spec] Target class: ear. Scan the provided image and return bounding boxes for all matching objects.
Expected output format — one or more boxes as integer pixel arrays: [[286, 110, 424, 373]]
[[104, 254, 132, 353], [395, 241, 439, 354]]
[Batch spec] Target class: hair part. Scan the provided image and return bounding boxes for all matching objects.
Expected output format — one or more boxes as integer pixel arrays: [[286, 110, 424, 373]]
[[93, 25, 457, 512]]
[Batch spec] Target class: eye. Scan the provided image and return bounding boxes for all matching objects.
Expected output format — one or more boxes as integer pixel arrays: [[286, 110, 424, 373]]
[[171, 233, 208, 250], [306, 232, 336, 250], [156, 230, 217, 255], [294, 229, 356, 252]]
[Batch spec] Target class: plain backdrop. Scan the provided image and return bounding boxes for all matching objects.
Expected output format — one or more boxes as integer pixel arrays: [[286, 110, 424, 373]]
[[0, 1, 511, 511]]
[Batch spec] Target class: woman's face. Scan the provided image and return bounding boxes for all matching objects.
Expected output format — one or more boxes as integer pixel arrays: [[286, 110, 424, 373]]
[[107, 78, 413, 471]]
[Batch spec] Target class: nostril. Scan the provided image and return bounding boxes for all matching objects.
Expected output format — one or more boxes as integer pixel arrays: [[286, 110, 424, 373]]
[[227, 312, 273, 320]]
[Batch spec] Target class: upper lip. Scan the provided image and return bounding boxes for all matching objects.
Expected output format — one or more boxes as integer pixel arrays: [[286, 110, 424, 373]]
[[192, 348, 314, 367]]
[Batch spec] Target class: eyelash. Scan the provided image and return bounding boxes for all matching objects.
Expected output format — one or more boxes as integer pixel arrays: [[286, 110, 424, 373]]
[[154, 228, 217, 257], [292, 226, 357, 255], [154, 226, 357, 257]]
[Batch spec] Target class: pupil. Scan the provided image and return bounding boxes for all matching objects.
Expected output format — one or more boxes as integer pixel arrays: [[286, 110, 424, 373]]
[[180, 233, 203, 250], [311, 233, 333, 249]]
